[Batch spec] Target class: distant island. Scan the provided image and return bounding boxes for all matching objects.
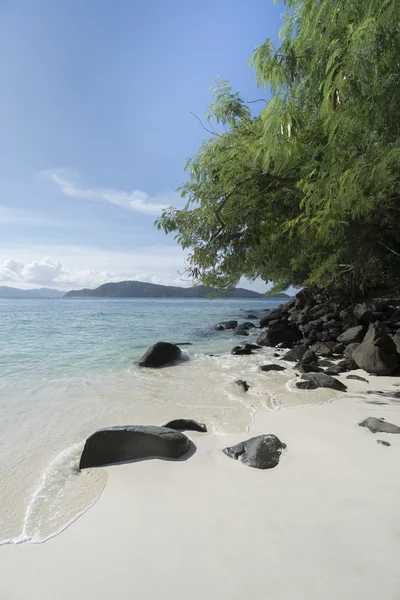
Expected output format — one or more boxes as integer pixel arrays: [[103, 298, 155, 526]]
[[64, 280, 291, 299], [0, 286, 65, 299]]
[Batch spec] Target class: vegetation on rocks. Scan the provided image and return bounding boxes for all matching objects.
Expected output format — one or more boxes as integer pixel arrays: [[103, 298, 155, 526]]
[[157, 0, 400, 295]]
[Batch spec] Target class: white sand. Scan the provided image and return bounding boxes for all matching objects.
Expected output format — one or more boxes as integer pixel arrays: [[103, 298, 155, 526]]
[[1, 371, 400, 600]]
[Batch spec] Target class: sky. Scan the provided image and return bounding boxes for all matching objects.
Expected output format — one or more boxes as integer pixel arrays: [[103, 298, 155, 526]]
[[0, 0, 285, 291]]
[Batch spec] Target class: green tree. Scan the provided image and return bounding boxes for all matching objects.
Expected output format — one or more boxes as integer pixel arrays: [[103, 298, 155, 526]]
[[157, 0, 400, 294]]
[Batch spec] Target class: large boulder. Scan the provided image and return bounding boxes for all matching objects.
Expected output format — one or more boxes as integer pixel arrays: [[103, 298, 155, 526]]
[[139, 342, 182, 368], [79, 425, 190, 469], [222, 434, 286, 470], [282, 345, 307, 362], [301, 349, 318, 365], [358, 417, 400, 434], [337, 326, 365, 344], [257, 328, 301, 348], [352, 324, 400, 375], [214, 320, 237, 331], [259, 309, 283, 328], [301, 373, 347, 391], [162, 419, 207, 432], [393, 331, 400, 354], [235, 321, 256, 331], [353, 302, 376, 324]]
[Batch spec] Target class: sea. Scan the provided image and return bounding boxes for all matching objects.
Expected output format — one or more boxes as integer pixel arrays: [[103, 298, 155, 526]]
[[0, 296, 323, 545]]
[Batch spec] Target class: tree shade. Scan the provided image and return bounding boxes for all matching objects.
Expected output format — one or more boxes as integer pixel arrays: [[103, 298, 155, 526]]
[[156, 0, 400, 295]]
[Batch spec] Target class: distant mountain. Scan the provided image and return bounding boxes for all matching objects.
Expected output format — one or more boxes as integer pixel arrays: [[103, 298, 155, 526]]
[[0, 286, 64, 299], [64, 280, 291, 300]]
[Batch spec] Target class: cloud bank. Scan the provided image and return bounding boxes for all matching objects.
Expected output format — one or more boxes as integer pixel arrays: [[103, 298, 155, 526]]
[[41, 169, 176, 216]]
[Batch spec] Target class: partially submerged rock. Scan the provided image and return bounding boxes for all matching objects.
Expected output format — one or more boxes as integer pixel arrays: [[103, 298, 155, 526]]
[[260, 364, 286, 372], [214, 320, 238, 331], [236, 379, 250, 392], [79, 425, 190, 469], [358, 417, 400, 434], [296, 380, 318, 390], [257, 328, 301, 348], [222, 434, 286, 470], [162, 419, 207, 433], [301, 372, 347, 391], [231, 345, 253, 356], [139, 342, 182, 368]]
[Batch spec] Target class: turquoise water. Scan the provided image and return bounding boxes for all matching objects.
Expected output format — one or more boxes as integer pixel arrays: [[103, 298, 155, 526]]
[[1, 296, 301, 544]]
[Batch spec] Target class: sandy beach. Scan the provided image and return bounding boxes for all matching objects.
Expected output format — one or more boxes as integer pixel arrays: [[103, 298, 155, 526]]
[[1, 370, 399, 600]]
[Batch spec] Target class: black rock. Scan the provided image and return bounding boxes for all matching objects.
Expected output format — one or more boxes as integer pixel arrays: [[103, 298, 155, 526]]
[[319, 359, 335, 367], [358, 417, 400, 434], [79, 425, 190, 469], [243, 343, 262, 350], [260, 364, 286, 372], [235, 321, 256, 331], [174, 342, 193, 346], [337, 357, 358, 371], [294, 362, 323, 373], [234, 330, 249, 336], [282, 345, 308, 362], [222, 434, 286, 470], [214, 320, 238, 331], [231, 345, 253, 356], [353, 302, 375, 324], [257, 328, 301, 348], [236, 379, 250, 392], [301, 349, 318, 365], [377, 439, 391, 447], [346, 374, 369, 383], [139, 342, 182, 368], [310, 342, 335, 357], [344, 343, 360, 358], [337, 326, 366, 344], [259, 309, 283, 328], [296, 380, 318, 390], [301, 373, 347, 391], [162, 419, 207, 432], [353, 324, 399, 375], [273, 352, 280, 357], [247, 314, 258, 319]]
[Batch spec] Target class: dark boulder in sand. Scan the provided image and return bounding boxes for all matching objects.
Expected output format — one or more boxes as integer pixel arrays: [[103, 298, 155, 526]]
[[283, 345, 307, 362], [139, 342, 182, 368], [214, 320, 238, 331], [222, 434, 286, 470], [377, 439, 391, 447], [236, 379, 250, 392], [295, 362, 323, 373], [162, 419, 207, 433], [346, 374, 369, 383], [301, 373, 347, 391], [260, 364, 286, 372], [79, 425, 190, 469], [353, 324, 399, 375], [325, 365, 347, 375], [358, 417, 400, 434]]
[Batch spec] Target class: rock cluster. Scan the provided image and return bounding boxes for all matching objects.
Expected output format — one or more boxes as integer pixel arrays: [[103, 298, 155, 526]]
[[255, 289, 400, 376]]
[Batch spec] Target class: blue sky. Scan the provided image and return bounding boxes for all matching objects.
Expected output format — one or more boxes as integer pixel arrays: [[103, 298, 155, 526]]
[[0, 0, 284, 290]]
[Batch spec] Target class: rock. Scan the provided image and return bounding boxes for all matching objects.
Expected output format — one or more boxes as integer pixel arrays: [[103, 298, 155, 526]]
[[282, 345, 307, 362], [337, 357, 358, 371], [257, 328, 301, 348], [234, 330, 249, 336], [79, 425, 190, 469], [243, 343, 262, 350], [294, 362, 323, 373], [247, 314, 258, 319], [260, 364, 286, 372], [231, 345, 253, 356], [139, 342, 182, 368], [392, 331, 400, 353], [358, 417, 400, 434], [319, 359, 335, 367], [273, 352, 280, 357], [301, 349, 318, 365], [353, 302, 375, 324], [346, 375, 369, 383], [222, 434, 286, 470], [162, 419, 207, 432], [259, 309, 283, 327], [310, 341, 335, 357], [296, 380, 318, 389], [325, 365, 347, 375], [332, 343, 346, 354], [301, 373, 347, 391], [235, 322, 256, 331], [344, 343, 360, 357], [214, 320, 238, 331], [337, 326, 366, 344], [236, 379, 250, 392], [352, 324, 400, 375], [377, 439, 391, 447]]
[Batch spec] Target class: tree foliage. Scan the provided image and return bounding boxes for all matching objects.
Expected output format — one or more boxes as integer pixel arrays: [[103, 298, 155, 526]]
[[156, 0, 400, 293]]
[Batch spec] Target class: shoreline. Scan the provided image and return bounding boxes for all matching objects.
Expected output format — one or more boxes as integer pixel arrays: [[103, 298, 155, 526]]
[[1, 369, 400, 599]]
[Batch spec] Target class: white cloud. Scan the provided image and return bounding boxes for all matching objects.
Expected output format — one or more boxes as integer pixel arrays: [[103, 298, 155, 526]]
[[40, 169, 178, 216], [0, 257, 117, 289]]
